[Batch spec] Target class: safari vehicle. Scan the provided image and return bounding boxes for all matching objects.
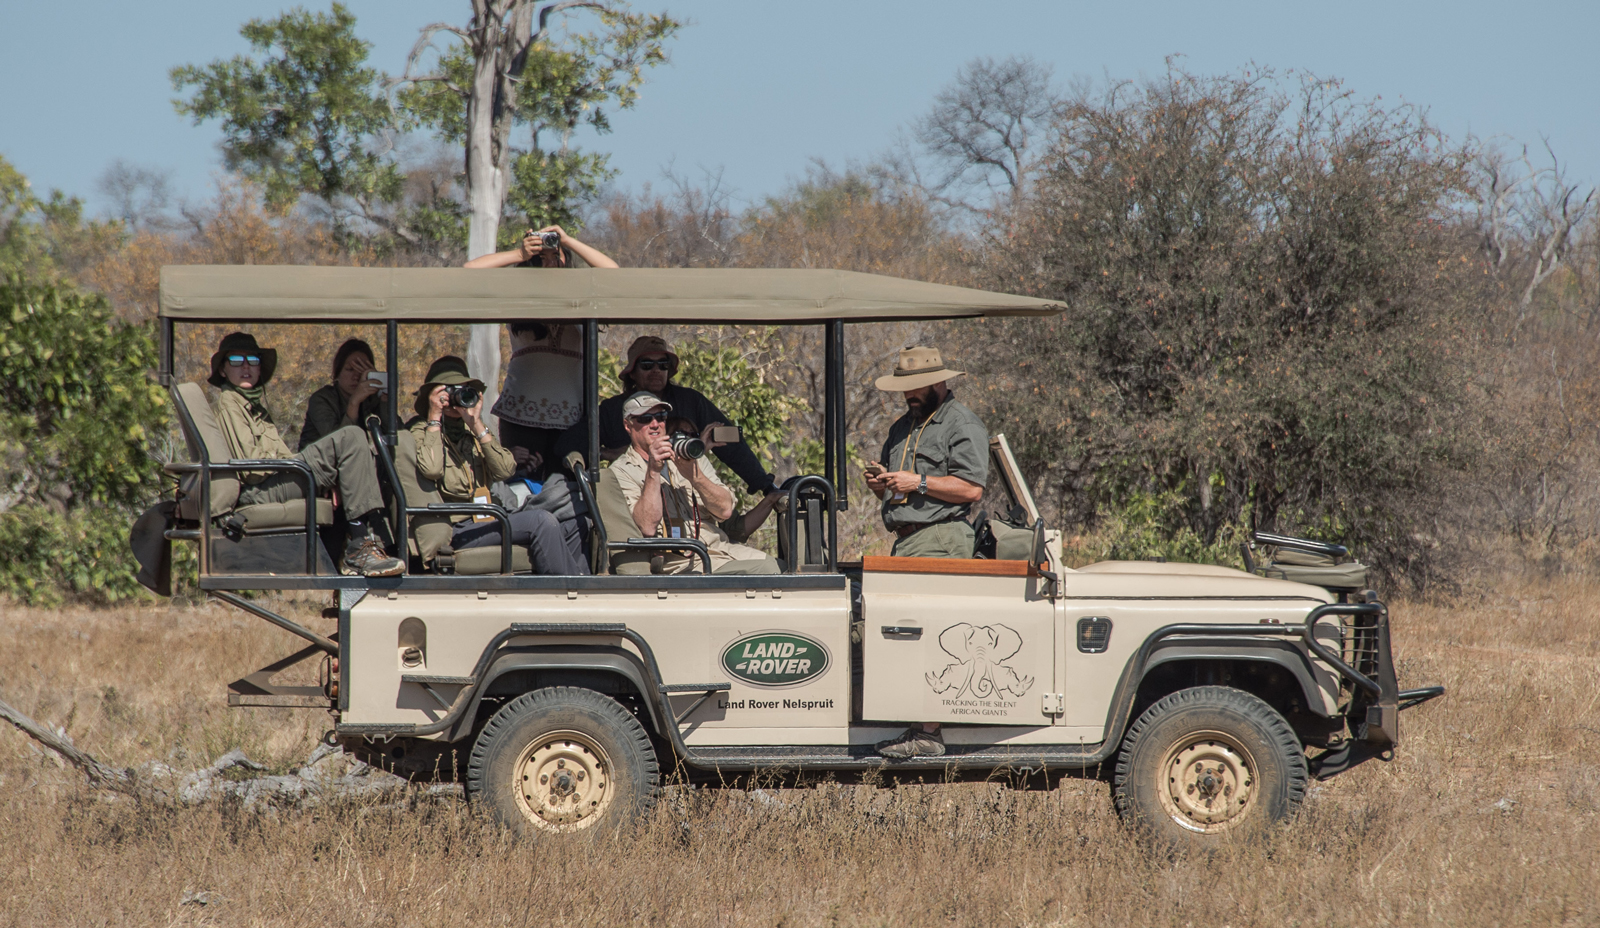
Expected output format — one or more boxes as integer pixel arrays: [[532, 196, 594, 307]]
[[136, 265, 1443, 846]]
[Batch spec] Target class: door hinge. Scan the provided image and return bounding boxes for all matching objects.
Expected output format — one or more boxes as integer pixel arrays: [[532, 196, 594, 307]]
[[1041, 693, 1064, 716]]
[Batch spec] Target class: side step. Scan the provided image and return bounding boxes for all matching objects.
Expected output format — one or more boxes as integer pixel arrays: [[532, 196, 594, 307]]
[[227, 642, 333, 709], [682, 742, 1110, 772]]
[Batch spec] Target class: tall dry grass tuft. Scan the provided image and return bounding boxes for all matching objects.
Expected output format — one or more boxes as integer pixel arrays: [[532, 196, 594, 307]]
[[4, 576, 1599, 925]]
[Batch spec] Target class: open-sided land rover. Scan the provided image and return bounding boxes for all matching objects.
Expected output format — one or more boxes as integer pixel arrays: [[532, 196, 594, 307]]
[[134, 265, 1443, 846]]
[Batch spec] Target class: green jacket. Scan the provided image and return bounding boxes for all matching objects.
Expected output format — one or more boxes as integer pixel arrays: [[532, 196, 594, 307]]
[[878, 396, 989, 531], [298, 383, 386, 451], [213, 388, 292, 483]]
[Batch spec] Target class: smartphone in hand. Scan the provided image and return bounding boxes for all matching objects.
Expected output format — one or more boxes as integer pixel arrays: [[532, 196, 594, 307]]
[[367, 371, 387, 389], [863, 462, 886, 477], [711, 426, 740, 443]]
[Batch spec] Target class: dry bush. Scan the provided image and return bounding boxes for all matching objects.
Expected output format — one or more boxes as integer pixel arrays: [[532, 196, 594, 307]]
[[4, 578, 1599, 926]]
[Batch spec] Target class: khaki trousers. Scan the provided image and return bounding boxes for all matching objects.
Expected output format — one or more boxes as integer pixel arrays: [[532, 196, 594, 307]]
[[237, 426, 384, 518]]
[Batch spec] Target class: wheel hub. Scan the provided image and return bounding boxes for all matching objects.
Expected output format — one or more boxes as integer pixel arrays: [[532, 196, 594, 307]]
[[1159, 733, 1256, 833], [513, 730, 613, 832]]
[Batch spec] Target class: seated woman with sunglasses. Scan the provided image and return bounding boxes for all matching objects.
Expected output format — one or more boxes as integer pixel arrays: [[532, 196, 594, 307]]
[[206, 332, 404, 577]]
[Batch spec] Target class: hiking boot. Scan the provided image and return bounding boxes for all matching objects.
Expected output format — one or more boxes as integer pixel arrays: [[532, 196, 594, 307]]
[[343, 537, 404, 578], [875, 726, 944, 759]]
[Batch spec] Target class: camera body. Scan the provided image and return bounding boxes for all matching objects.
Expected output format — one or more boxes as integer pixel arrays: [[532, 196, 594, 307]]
[[445, 384, 481, 409], [670, 431, 706, 460], [538, 231, 561, 249]]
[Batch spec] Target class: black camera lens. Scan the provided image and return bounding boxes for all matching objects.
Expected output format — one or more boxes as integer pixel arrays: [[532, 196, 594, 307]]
[[669, 432, 706, 460], [447, 384, 480, 409], [539, 231, 561, 249]]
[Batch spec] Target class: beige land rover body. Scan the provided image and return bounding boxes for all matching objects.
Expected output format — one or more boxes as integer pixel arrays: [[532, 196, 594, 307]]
[[135, 266, 1441, 847]]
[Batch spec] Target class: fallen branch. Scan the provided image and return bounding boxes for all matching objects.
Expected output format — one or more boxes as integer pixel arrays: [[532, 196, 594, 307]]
[[0, 694, 137, 794]]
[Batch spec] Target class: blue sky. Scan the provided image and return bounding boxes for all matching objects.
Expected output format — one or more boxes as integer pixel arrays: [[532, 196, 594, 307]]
[[2, 0, 1596, 216]]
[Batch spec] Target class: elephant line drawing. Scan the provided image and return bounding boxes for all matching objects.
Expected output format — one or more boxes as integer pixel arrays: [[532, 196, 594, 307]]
[[924, 622, 1035, 700]]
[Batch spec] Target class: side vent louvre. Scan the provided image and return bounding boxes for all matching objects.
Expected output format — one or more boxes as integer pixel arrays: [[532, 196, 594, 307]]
[[1076, 616, 1112, 653]]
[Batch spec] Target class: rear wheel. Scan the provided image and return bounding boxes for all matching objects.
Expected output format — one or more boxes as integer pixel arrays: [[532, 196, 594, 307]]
[[1113, 686, 1306, 847], [467, 686, 659, 834]]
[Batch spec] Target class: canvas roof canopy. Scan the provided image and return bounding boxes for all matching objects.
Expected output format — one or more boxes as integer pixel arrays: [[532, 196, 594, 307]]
[[159, 266, 1063, 324]]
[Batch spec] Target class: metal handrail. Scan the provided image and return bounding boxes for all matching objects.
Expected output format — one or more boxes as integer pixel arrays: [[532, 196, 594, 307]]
[[782, 475, 837, 573]]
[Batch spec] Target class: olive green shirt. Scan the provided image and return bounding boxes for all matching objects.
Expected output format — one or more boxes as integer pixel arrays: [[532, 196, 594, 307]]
[[878, 396, 989, 532], [298, 383, 386, 451], [409, 418, 516, 515], [213, 387, 293, 484]]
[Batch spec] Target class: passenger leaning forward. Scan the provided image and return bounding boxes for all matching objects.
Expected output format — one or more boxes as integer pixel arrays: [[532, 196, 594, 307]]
[[609, 392, 780, 575], [207, 332, 404, 578], [410, 356, 588, 575]]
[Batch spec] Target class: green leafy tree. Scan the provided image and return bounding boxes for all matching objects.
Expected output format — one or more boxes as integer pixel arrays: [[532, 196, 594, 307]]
[[1, 156, 122, 281], [171, 4, 403, 230], [0, 276, 168, 603], [976, 67, 1490, 585]]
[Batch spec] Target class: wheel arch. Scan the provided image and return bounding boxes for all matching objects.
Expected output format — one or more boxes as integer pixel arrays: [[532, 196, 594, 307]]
[[447, 645, 666, 742], [1134, 643, 1333, 740]]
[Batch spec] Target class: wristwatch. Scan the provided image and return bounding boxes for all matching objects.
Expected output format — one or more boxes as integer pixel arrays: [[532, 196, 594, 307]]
[[426, 419, 442, 429], [918, 474, 927, 495]]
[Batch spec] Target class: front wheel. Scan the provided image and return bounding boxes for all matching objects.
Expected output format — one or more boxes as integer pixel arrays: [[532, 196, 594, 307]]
[[467, 686, 660, 835], [1113, 686, 1307, 847]]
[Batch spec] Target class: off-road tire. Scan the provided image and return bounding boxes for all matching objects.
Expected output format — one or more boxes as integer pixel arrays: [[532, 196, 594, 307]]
[[467, 686, 659, 835], [1113, 686, 1306, 848]]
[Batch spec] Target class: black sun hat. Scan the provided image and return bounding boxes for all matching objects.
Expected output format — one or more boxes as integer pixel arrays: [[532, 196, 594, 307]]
[[208, 332, 278, 387]]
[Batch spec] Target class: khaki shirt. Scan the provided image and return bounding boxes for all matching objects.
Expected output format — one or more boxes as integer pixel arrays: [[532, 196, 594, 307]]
[[410, 419, 516, 516], [878, 397, 989, 532], [610, 446, 766, 573], [213, 388, 293, 484]]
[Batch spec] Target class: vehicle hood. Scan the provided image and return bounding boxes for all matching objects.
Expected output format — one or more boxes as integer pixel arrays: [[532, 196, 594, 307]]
[[1061, 560, 1331, 602]]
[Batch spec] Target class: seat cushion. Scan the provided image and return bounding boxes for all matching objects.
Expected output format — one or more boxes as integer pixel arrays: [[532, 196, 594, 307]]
[[451, 545, 532, 575], [230, 499, 335, 532]]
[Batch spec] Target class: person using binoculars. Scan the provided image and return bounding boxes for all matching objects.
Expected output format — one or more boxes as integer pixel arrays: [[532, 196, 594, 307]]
[[410, 356, 587, 575], [610, 392, 780, 575]]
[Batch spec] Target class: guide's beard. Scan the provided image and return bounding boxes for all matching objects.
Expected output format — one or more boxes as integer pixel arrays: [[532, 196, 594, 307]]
[[906, 390, 944, 419]]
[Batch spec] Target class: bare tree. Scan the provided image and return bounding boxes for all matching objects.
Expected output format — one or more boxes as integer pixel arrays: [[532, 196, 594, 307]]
[[96, 161, 176, 232], [913, 56, 1060, 215], [1475, 140, 1596, 314]]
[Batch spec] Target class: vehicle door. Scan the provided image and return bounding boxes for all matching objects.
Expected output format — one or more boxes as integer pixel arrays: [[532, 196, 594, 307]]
[[861, 561, 1055, 726]]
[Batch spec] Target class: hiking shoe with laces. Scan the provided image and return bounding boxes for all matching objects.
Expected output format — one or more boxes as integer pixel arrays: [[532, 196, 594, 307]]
[[874, 726, 945, 759], [343, 537, 404, 577]]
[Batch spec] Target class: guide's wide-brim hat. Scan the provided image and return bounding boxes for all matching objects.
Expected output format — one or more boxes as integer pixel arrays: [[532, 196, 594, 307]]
[[874, 346, 965, 392], [208, 332, 277, 387], [413, 355, 486, 416]]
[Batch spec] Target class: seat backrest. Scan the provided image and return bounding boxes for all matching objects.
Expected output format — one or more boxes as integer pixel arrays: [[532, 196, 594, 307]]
[[172, 383, 240, 520], [393, 427, 453, 564], [595, 465, 653, 575]]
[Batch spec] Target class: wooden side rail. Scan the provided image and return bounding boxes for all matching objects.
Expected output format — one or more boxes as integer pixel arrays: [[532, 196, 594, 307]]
[[861, 556, 1036, 578]]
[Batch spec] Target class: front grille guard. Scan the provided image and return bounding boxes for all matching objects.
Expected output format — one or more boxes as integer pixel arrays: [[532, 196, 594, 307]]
[[1305, 601, 1444, 748]]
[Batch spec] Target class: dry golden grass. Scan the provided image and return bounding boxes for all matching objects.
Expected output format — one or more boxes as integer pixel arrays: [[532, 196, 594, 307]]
[[2, 579, 1598, 927]]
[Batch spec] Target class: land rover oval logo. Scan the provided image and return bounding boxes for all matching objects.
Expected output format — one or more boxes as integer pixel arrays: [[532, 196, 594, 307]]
[[722, 631, 830, 688]]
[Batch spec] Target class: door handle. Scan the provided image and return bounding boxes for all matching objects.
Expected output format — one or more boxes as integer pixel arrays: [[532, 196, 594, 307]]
[[880, 626, 922, 638]]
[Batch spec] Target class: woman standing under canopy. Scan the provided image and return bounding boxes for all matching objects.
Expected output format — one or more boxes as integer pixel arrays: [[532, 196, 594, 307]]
[[464, 225, 619, 479]]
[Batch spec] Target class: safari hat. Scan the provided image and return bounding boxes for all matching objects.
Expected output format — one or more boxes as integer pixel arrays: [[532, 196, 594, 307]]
[[621, 335, 679, 378], [621, 391, 672, 418], [412, 355, 486, 416], [208, 332, 277, 387], [873, 346, 965, 392]]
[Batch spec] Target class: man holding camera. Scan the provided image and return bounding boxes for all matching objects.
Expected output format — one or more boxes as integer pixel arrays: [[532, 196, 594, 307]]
[[609, 392, 779, 575], [597, 336, 778, 496], [410, 356, 587, 575]]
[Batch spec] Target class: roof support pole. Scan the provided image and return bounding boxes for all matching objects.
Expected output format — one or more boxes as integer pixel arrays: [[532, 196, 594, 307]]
[[385, 319, 399, 448], [824, 321, 836, 492], [830, 319, 848, 511], [159, 317, 174, 386], [584, 320, 600, 488]]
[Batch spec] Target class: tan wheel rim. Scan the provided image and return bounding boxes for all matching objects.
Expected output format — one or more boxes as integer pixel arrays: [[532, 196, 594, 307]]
[[512, 730, 615, 832], [1157, 730, 1257, 834]]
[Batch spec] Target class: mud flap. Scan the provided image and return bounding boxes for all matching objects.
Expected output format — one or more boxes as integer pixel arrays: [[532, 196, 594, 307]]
[[129, 500, 175, 597]]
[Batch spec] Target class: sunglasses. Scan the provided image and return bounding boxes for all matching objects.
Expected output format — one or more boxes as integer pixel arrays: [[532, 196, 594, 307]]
[[628, 411, 669, 424], [226, 354, 263, 367], [633, 359, 671, 372]]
